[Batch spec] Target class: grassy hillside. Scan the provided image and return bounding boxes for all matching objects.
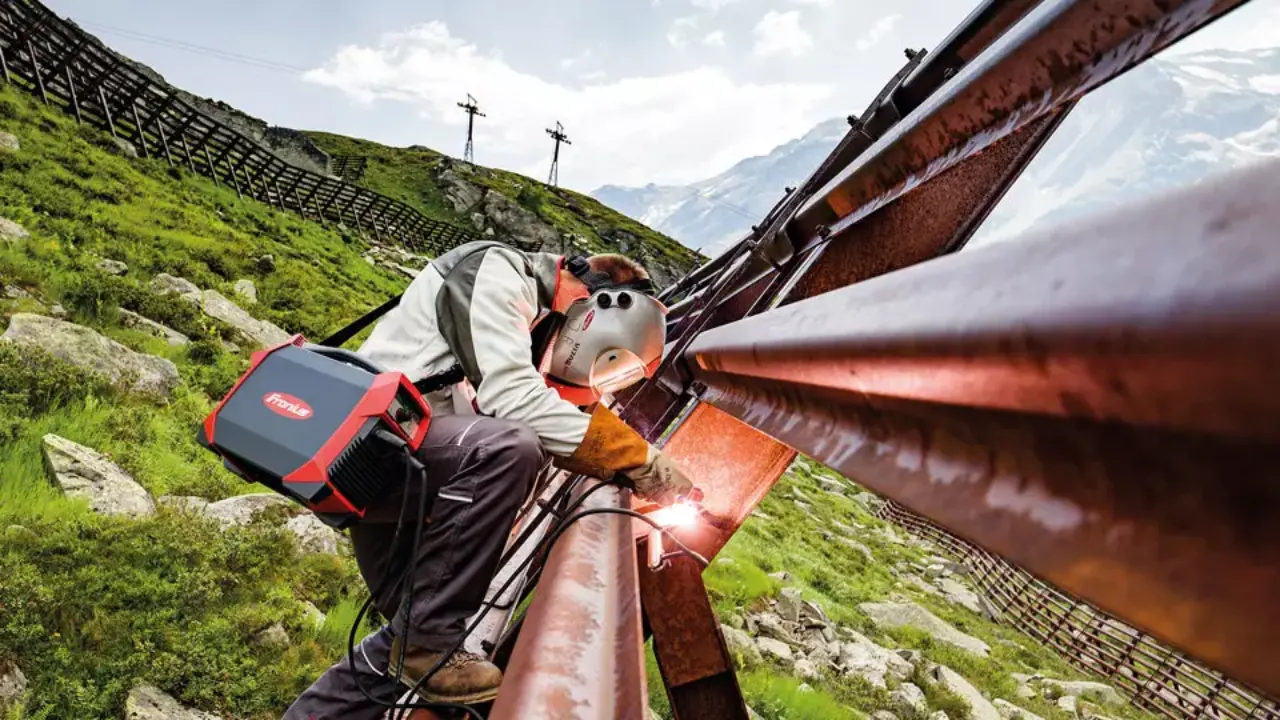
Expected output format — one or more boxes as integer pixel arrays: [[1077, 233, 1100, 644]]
[[306, 132, 701, 280]]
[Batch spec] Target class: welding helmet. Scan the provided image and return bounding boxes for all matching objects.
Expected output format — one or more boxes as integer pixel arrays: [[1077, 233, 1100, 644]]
[[546, 258, 667, 405]]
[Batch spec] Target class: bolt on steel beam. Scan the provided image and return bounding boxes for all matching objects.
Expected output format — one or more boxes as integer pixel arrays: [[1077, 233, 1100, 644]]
[[686, 160, 1280, 697], [490, 482, 649, 720]]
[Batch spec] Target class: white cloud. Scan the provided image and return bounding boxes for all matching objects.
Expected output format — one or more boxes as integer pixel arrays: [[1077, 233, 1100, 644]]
[[559, 49, 592, 70], [303, 21, 833, 189], [789, 0, 833, 5], [667, 16, 699, 49], [855, 14, 902, 52], [703, 30, 726, 48], [753, 10, 812, 58]]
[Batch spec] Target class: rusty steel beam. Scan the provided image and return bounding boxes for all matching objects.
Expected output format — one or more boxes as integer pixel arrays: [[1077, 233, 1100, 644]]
[[687, 160, 1280, 696], [639, 546, 749, 720], [793, 0, 1252, 243], [490, 483, 649, 720]]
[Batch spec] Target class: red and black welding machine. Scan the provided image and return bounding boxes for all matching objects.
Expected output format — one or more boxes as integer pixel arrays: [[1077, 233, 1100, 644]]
[[197, 336, 431, 529]]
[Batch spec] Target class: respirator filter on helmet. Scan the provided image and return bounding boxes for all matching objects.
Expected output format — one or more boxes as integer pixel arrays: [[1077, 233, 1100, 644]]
[[548, 289, 667, 403]]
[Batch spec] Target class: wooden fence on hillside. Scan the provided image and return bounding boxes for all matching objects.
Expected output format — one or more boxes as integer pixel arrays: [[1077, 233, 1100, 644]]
[[0, 0, 478, 254], [877, 501, 1280, 720]]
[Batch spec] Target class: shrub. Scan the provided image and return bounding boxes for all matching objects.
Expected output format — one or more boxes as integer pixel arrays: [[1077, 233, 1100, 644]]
[[0, 343, 115, 443]]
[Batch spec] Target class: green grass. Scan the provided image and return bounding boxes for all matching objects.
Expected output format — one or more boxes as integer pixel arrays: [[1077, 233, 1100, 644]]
[[305, 131, 703, 274]]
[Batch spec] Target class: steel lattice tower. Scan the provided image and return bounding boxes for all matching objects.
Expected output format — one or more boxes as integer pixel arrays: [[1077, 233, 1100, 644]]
[[545, 121, 571, 187], [457, 94, 485, 163]]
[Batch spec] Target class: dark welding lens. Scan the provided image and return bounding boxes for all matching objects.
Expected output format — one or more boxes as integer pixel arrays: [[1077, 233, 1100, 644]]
[[616, 292, 633, 309], [597, 293, 613, 308]]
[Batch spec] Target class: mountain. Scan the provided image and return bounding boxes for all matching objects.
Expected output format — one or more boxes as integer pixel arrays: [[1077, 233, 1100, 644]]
[[594, 48, 1280, 255]]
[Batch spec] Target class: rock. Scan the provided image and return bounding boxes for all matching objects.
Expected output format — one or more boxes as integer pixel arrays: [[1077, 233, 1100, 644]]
[[929, 713, 950, 720], [482, 189, 560, 251], [1015, 684, 1037, 700], [202, 492, 294, 527], [756, 637, 793, 665], [1040, 680, 1121, 706], [936, 578, 985, 614], [286, 513, 341, 554], [859, 602, 991, 657], [751, 509, 772, 520], [721, 624, 763, 667], [363, 255, 376, 265], [120, 309, 190, 346], [150, 273, 201, 298], [157, 495, 210, 514], [837, 633, 912, 688], [777, 587, 803, 623], [97, 258, 128, 275], [50, 303, 67, 318], [924, 563, 948, 579], [0, 216, 28, 240], [754, 613, 794, 643], [0, 660, 27, 710], [3, 314, 180, 396], [893, 682, 928, 714], [440, 168, 485, 212], [42, 434, 155, 518], [800, 600, 830, 627], [903, 574, 944, 597], [253, 623, 290, 649], [930, 665, 1000, 720], [0, 131, 19, 152], [794, 657, 820, 680], [821, 626, 837, 643], [1057, 695, 1078, 714], [256, 254, 276, 273], [872, 712, 900, 720], [111, 137, 139, 158], [796, 683, 813, 694], [767, 570, 790, 582], [994, 699, 1046, 720], [4, 285, 30, 299], [395, 263, 418, 279], [853, 492, 885, 512], [233, 279, 257, 303], [1010, 673, 1041, 684], [124, 683, 222, 720], [896, 649, 924, 667], [301, 601, 326, 629], [835, 537, 876, 563], [193, 290, 290, 348], [978, 594, 1003, 622], [725, 612, 745, 630], [471, 212, 486, 230], [876, 525, 906, 545]]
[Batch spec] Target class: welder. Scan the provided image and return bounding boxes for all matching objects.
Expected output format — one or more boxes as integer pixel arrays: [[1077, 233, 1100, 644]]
[[284, 241, 695, 719]]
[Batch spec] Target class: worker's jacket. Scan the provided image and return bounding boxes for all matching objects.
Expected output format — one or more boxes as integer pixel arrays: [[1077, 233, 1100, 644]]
[[359, 241, 590, 456]]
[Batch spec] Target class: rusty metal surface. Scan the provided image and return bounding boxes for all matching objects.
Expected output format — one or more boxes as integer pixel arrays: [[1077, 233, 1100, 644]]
[[639, 547, 749, 720], [688, 160, 1280, 695], [793, 0, 1250, 242], [880, 501, 1280, 720], [490, 482, 648, 720]]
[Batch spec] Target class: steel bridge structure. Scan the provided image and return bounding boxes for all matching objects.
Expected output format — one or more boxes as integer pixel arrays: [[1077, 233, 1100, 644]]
[[3, 0, 1279, 717]]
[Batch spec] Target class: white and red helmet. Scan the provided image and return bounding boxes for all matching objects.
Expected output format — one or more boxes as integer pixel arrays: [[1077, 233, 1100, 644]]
[[544, 257, 667, 405]]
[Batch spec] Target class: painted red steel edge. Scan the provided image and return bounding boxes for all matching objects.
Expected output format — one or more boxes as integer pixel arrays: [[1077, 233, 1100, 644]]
[[490, 483, 649, 720], [686, 160, 1280, 697]]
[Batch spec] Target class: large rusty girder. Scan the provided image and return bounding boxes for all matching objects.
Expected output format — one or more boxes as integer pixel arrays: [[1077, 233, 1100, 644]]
[[688, 160, 1280, 695]]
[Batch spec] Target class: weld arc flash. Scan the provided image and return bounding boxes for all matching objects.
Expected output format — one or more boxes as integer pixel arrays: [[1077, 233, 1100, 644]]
[[197, 336, 431, 529]]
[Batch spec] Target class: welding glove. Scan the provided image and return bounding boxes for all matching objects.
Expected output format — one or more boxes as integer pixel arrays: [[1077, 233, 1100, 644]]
[[555, 404, 694, 506]]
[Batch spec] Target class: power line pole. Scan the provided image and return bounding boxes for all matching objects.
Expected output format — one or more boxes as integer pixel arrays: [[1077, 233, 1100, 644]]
[[545, 121, 571, 187], [457, 94, 485, 164]]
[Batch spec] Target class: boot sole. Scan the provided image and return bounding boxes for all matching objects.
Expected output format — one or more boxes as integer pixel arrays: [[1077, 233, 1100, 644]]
[[388, 665, 501, 706]]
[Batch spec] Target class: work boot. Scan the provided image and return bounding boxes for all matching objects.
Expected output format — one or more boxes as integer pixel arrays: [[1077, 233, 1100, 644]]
[[387, 635, 503, 704]]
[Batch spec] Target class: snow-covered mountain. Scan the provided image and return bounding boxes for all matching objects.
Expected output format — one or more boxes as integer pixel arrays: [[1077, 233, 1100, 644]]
[[592, 48, 1280, 255]]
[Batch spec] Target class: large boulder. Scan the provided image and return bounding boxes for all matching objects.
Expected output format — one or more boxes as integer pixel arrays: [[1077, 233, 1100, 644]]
[[97, 258, 128, 275], [125, 683, 222, 720], [482, 190, 561, 252], [233, 279, 257, 304], [202, 493, 294, 527], [1040, 679, 1122, 706], [930, 665, 1000, 720], [777, 587, 803, 623], [120, 309, 190, 346], [191, 290, 289, 348], [3, 314, 180, 396], [837, 633, 913, 688], [285, 513, 342, 555], [893, 682, 928, 715], [0, 660, 27, 711], [994, 699, 1046, 720], [42, 435, 155, 518], [794, 657, 820, 680], [439, 168, 485, 213], [150, 273, 201, 299], [0, 216, 27, 240], [756, 637, 794, 666], [936, 577, 985, 614], [720, 624, 763, 667], [858, 602, 991, 657]]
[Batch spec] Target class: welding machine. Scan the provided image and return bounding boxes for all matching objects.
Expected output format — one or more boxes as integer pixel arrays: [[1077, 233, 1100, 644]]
[[196, 336, 431, 529]]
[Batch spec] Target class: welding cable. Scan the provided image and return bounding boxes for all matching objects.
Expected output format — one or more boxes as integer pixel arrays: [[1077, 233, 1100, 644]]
[[389, 496, 710, 716]]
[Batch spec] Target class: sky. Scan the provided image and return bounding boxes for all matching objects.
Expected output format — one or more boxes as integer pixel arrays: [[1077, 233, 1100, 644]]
[[44, 0, 1280, 194]]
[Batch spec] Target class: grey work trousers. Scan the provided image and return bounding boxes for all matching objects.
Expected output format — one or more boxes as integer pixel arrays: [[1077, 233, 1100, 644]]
[[283, 414, 543, 720]]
